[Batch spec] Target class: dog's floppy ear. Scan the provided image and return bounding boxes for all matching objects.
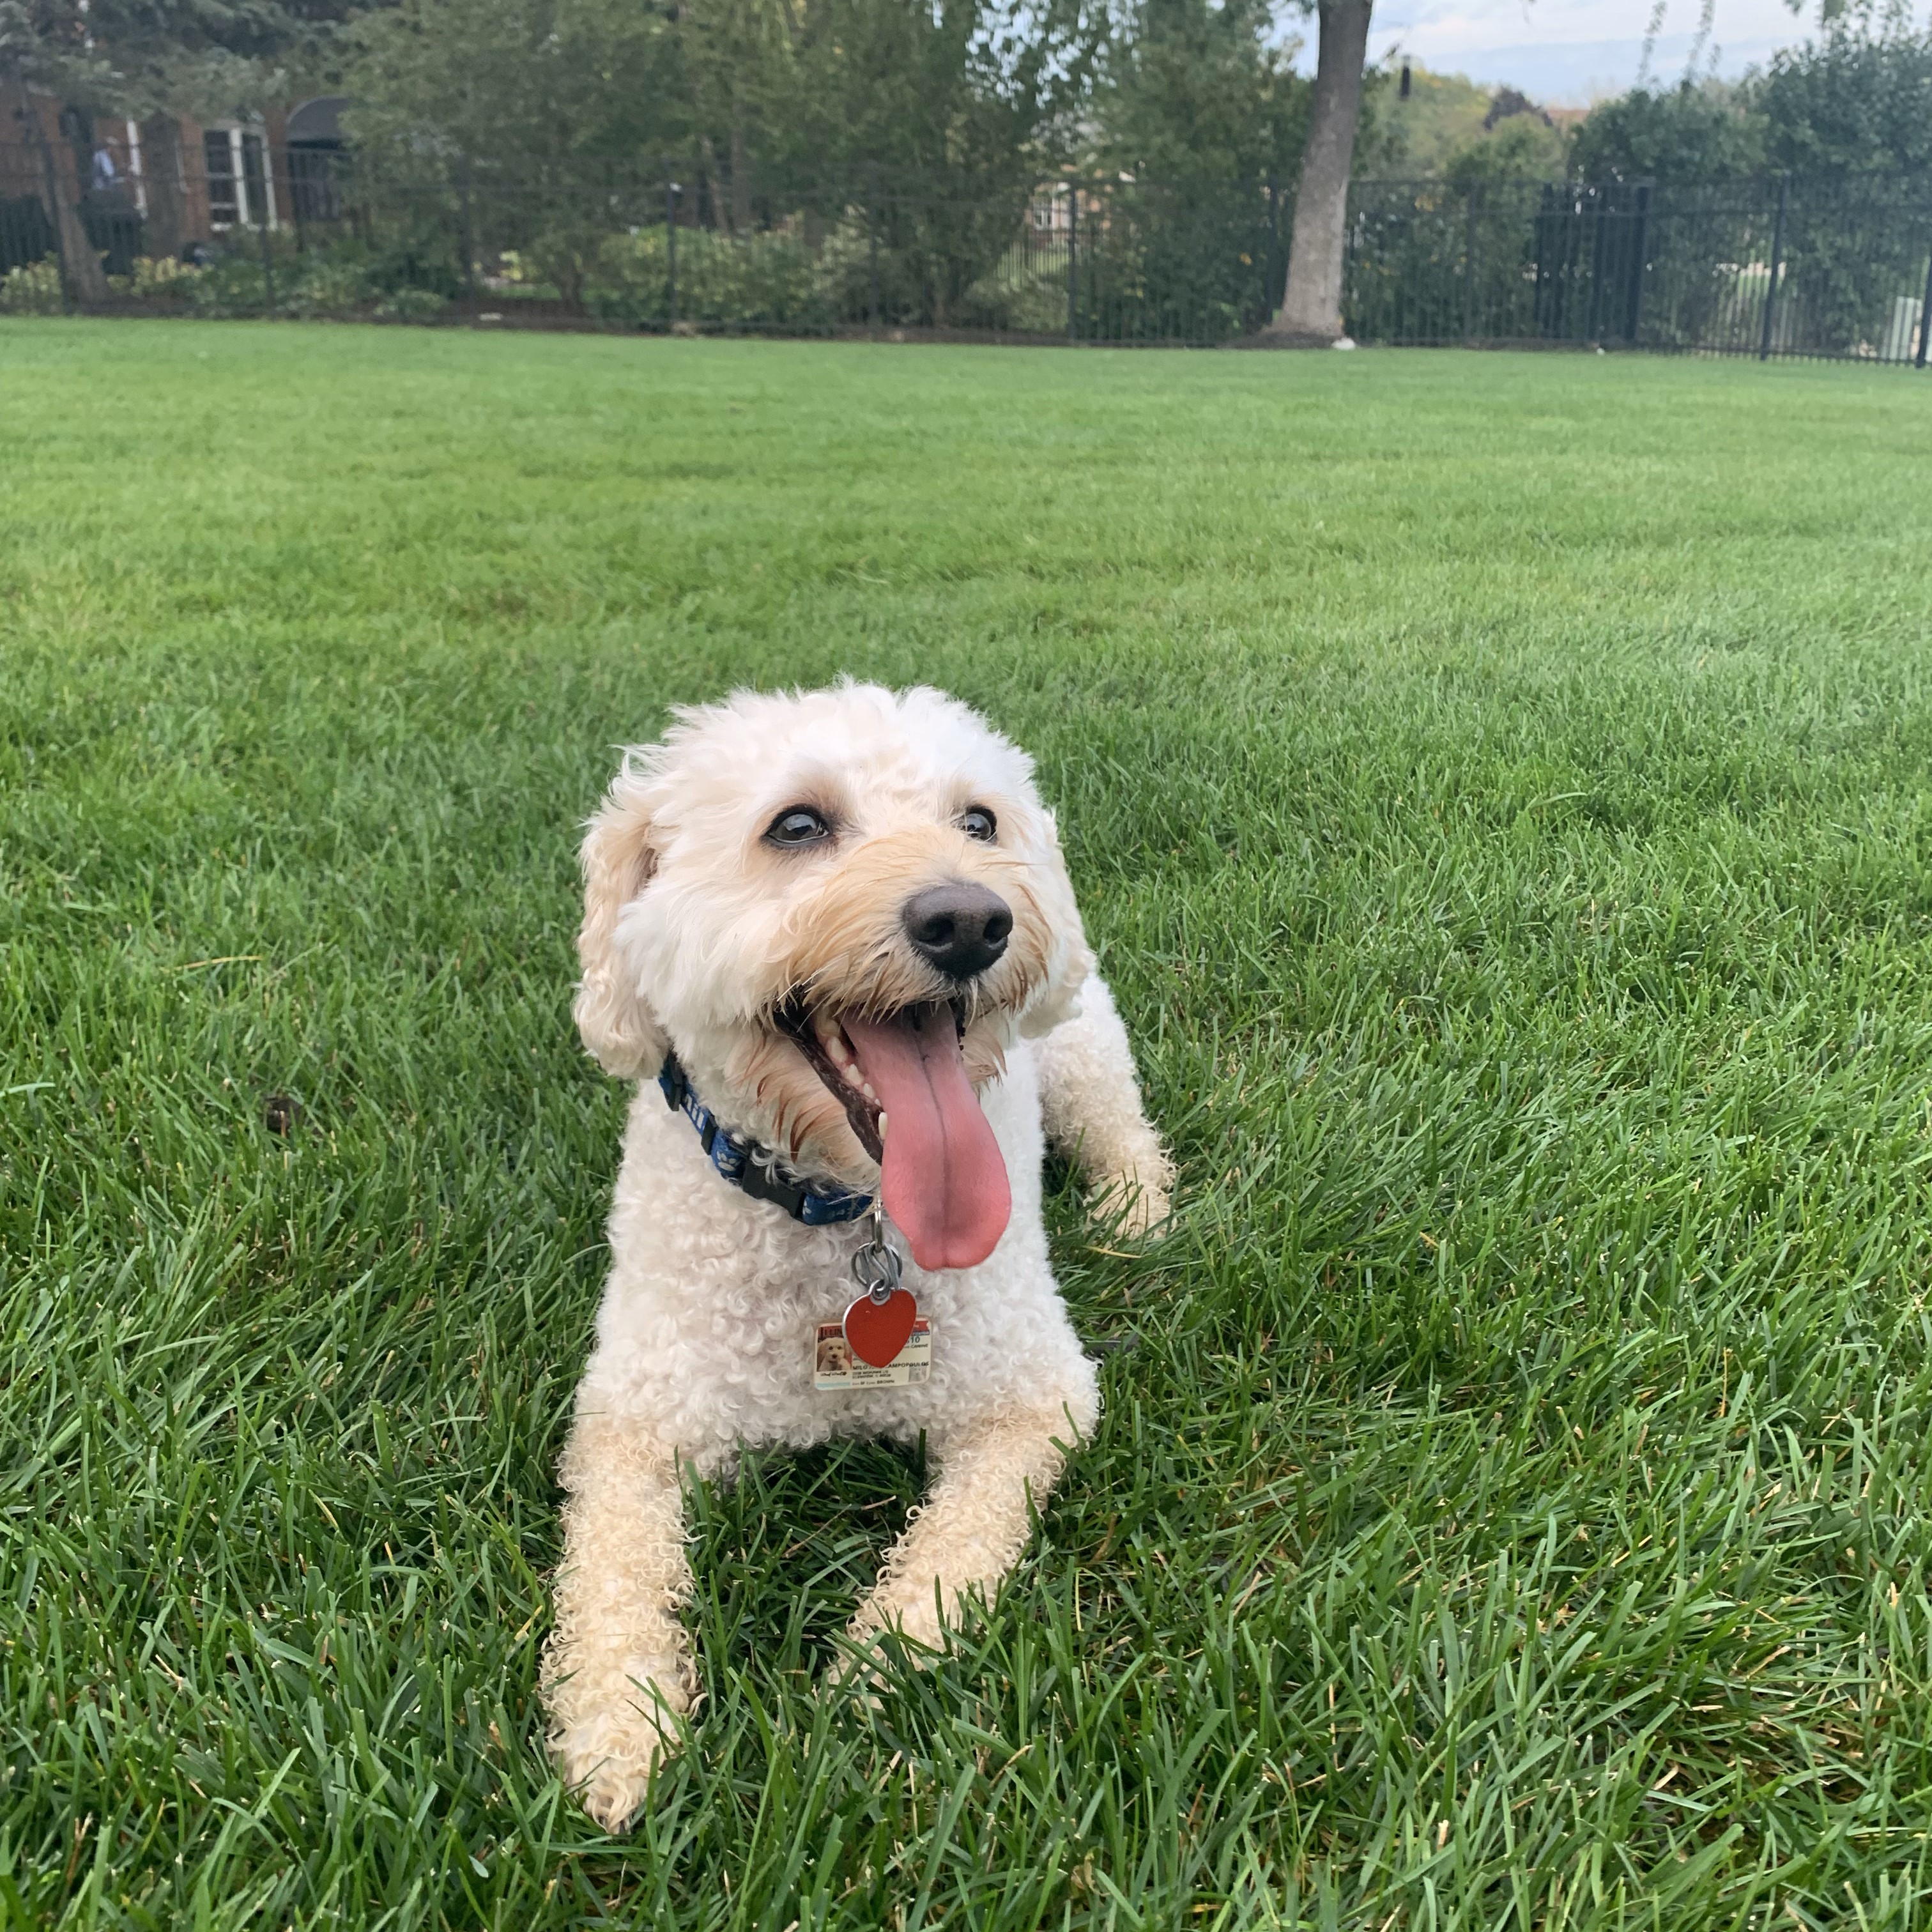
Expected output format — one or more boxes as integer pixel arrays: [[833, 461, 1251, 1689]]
[[573, 771, 667, 1078], [1018, 806, 1094, 1039]]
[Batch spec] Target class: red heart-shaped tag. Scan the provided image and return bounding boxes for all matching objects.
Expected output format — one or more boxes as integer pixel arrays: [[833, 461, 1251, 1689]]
[[843, 1288, 919, 1368]]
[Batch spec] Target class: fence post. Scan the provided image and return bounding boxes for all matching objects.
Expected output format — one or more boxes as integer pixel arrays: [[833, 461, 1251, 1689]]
[[665, 176, 680, 329], [1623, 181, 1652, 343], [1532, 183, 1551, 337], [1066, 180, 1077, 342], [867, 162, 880, 334], [458, 155, 478, 301], [1264, 172, 1282, 322], [1585, 188, 1609, 341], [1463, 184, 1480, 343], [1915, 222, 1932, 369], [1759, 171, 1790, 362], [257, 201, 275, 312]]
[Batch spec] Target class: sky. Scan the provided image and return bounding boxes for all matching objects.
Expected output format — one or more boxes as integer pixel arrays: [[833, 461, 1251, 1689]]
[[1298, 0, 1932, 105]]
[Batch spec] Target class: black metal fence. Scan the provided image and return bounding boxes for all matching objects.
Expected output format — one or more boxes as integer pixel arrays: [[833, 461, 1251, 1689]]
[[3, 141, 1928, 364], [1349, 172, 1932, 362]]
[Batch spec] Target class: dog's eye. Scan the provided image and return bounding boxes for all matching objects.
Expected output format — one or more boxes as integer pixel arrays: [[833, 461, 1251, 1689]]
[[959, 806, 997, 843], [766, 806, 833, 848]]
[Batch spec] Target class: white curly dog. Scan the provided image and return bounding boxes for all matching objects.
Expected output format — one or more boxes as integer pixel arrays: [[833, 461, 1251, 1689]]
[[543, 682, 1172, 1830]]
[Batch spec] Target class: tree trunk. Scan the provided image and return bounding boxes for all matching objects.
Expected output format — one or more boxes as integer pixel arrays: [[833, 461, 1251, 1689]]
[[699, 135, 731, 234], [139, 113, 188, 259], [730, 116, 749, 234], [12, 75, 111, 304], [1267, 0, 1372, 342]]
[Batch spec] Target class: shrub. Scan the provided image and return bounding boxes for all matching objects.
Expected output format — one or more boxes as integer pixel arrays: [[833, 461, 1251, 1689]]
[[284, 258, 379, 319], [107, 256, 204, 302], [0, 260, 63, 314], [182, 236, 455, 319], [186, 247, 285, 317], [374, 285, 448, 321], [574, 225, 827, 328]]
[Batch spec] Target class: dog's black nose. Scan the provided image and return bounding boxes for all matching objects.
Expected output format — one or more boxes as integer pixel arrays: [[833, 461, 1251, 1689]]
[[902, 882, 1013, 979]]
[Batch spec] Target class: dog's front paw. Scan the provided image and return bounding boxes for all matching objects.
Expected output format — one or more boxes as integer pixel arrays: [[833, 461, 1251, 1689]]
[[1094, 1167, 1170, 1240], [831, 1590, 946, 1698], [551, 1703, 679, 1832]]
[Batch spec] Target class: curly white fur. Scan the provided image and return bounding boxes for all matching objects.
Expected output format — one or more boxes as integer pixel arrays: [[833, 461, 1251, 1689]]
[[543, 683, 1170, 1830]]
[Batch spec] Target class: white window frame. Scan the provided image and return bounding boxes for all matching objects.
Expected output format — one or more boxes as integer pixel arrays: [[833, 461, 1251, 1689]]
[[125, 118, 146, 215], [206, 122, 277, 230]]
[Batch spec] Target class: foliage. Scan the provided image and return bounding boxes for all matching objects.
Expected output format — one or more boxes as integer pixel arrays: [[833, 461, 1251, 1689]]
[[0, 0, 353, 123], [8, 326, 1932, 1926], [344, 0, 1093, 233], [1756, 15, 1932, 174], [1441, 111, 1568, 187], [0, 256, 61, 310], [1091, 0, 1308, 184], [174, 234, 452, 316], [121, 250, 202, 296], [373, 283, 449, 319], [340, 0, 684, 165], [1377, 63, 1510, 175], [1570, 79, 1769, 183], [1575, 17, 1932, 187], [574, 224, 826, 327]]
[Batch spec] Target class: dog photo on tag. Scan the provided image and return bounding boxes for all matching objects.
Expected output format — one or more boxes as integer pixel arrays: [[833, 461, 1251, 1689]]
[[542, 682, 1172, 1832], [814, 1317, 931, 1390]]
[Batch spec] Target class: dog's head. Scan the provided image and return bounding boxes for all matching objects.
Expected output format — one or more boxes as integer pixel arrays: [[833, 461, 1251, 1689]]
[[574, 682, 1091, 1270]]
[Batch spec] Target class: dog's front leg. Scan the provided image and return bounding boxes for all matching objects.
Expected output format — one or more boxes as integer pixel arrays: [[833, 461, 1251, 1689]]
[[1035, 974, 1173, 1236], [847, 1403, 1084, 1655], [542, 1406, 696, 1832]]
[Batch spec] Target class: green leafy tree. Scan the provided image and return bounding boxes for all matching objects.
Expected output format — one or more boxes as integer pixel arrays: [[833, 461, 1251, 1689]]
[[1092, 0, 1307, 184], [1756, 7, 1932, 173], [1573, 4, 1931, 185], [787, 0, 1094, 323], [1569, 79, 1767, 182], [1440, 108, 1567, 187], [788, 0, 1092, 180], [342, 0, 689, 162]]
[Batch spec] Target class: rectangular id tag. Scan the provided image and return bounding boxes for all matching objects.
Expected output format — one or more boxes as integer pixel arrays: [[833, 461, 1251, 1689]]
[[813, 1318, 931, 1390]]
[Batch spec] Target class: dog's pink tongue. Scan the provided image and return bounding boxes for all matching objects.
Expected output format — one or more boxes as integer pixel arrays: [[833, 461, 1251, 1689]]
[[843, 1007, 1011, 1271]]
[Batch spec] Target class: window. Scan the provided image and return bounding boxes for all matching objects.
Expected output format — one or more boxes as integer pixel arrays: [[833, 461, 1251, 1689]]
[[204, 130, 240, 226], [203, 127, 275, 228], [240, 132, 270, 229]]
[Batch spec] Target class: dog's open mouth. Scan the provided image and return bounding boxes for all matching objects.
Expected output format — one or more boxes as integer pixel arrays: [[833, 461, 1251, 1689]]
[[779, 997, 1013, 1271]]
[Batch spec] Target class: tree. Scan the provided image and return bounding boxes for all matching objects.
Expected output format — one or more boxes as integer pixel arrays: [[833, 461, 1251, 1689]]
[[788, 0, 1087, 184], [1439, 106, 1567, 187], [344, 0, 689, 164], [1092, 0, 1307, 185], [1755, 9, 1932, 173], [1262, 0, 1370, 342], [1568, 79, 1766, 182]]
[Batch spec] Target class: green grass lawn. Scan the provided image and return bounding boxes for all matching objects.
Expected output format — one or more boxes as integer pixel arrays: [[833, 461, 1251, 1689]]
[[6, 320, 1932, 1929]]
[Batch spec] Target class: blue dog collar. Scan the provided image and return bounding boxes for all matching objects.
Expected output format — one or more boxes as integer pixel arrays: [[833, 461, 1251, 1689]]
[[658, 1054, 875, 1228]]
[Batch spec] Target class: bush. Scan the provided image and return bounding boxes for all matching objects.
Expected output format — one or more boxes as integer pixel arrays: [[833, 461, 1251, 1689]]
[[284, 258, 379, 319], [963, 259, 1066, 334], [108, 256, 204, 302], [183, 234, 457, 319], [574, 226, 827, 328], [0, 260, 63, 314], [186, 247, 286, 317], [374, 285, 449, 321]]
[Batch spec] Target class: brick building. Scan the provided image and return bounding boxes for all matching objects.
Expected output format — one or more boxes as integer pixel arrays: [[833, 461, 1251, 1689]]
[[2, 88, 348, 275]]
